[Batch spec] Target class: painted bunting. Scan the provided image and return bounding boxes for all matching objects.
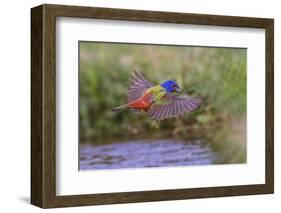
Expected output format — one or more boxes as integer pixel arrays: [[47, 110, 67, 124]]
[[112, 70, 201, 120]]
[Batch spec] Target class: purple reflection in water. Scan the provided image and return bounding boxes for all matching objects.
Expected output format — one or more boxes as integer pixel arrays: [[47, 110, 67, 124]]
[[79, 139, 216, 170]]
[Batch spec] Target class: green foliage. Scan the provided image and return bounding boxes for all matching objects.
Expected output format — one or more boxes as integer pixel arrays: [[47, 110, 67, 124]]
[[79, 42, 246, 143]]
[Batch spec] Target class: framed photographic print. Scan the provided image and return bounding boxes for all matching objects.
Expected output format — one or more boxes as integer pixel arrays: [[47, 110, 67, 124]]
[[31, 4, 274, 208]]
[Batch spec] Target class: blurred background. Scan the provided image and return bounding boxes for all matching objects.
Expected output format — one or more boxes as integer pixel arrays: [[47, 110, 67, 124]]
[[79, 42, 246, 170]]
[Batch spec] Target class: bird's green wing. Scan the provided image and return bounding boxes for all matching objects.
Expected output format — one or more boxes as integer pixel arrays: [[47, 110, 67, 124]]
[[148, 93, 201, 120]]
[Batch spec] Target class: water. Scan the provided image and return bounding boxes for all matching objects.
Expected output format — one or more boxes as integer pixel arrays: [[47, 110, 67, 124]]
[[79, 139, 217, 170]]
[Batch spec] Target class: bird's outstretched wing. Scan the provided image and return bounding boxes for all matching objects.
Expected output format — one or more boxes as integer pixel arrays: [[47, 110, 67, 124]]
[[128, 70, 153, 102], [148, 93, 201, 120]]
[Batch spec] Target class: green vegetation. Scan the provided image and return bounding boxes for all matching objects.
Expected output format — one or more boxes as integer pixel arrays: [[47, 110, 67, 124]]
[[79, 42, 247, 164]]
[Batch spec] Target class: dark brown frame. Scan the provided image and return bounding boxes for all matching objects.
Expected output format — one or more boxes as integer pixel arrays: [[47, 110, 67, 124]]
[[31, 4, 274, 208]]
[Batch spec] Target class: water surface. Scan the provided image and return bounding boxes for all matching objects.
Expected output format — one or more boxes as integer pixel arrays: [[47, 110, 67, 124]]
[[79, 139, 217, 170]]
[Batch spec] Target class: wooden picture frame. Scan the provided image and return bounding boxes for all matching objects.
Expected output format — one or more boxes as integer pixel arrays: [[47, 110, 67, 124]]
[[31, 4, 274, 208]]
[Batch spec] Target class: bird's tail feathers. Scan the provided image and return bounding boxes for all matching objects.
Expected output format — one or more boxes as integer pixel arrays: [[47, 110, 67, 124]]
[[112, 104, 129, 112]]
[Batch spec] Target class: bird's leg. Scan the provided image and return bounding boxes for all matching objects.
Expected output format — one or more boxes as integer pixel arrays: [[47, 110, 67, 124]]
[[151, 120, 160, 129]]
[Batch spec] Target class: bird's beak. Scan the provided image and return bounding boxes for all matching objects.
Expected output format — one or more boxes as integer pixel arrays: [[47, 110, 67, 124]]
[[175, 87, 181, 93]]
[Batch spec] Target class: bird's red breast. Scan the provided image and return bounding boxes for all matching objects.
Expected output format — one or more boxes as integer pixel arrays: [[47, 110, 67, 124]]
[[128, 92, 153, 111]]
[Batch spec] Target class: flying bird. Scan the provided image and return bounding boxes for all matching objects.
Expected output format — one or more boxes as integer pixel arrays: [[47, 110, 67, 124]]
[[112, 70, 201, 120]]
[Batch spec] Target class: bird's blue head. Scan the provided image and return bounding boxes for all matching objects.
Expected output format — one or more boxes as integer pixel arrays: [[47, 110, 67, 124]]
[[161, 80, 181, 93]]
